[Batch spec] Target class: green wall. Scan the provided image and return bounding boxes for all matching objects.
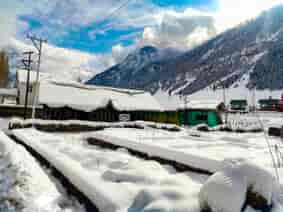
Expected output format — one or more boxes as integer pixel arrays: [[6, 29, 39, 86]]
[[179, 110, 220, 127]]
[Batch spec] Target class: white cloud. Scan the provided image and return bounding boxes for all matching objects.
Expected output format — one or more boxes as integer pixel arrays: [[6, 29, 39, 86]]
[[8, 38, 118, 82], [216, 0, 283, 32], [0, 1, 30, 47], [139, 0, 283, 50], [140, 8, 216, 50]]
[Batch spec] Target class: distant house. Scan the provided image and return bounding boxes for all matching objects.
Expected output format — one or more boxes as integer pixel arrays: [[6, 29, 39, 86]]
[[0, 88, 17, 104], [179, 101, 224, 127], [16, 69, 52, 106], [229, 99, 248, 112], [258, 98, 279, 111], [277, 99, 283, 112], [38, 81, 163, 122]]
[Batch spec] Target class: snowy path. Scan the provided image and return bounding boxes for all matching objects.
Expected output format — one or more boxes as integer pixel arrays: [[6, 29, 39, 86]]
[[11, 128, 207, 212]]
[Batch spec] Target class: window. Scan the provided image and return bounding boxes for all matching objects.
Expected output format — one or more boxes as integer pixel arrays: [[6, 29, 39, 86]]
[[196, 112, 208, 121]]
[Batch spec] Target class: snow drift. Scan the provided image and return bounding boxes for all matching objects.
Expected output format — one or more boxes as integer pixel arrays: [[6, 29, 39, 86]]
[[199, 160, 278, 212]]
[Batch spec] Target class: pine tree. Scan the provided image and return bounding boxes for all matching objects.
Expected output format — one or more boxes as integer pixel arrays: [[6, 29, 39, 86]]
[[0, 51, 9, 88]]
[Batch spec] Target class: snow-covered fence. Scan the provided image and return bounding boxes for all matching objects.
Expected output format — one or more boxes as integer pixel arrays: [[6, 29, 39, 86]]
[[222, 114, 263, 133], [9, 118, 181, 132]]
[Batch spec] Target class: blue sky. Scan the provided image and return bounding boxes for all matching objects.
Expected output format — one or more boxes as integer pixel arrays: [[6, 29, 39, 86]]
[[18, 0, 218, 54], [1, 0, 282, 80]]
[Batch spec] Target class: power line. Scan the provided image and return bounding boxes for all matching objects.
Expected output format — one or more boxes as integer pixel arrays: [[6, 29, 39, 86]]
[[89, 0, 136, 36], [101, 0, 135, 24]]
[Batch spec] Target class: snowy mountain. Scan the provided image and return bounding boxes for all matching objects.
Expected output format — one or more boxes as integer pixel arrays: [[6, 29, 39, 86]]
[[86, 46, 181, 87], [87, 4, 283, 98]]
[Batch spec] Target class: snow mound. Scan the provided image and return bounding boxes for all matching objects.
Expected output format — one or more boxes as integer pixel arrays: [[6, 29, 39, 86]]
[[102, 160, 168, 185], [129, 174, 201, 212], [199, 161, 277, 212]]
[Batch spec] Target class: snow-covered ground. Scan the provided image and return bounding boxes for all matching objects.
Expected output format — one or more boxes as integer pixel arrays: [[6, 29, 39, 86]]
[[0, 131, 85, 212], [90, 125, 283, 176], [12, 128, 209, 212], [84, 111, 283, 176], [10, 124, 283, 212], [4, 111, 283, 212]]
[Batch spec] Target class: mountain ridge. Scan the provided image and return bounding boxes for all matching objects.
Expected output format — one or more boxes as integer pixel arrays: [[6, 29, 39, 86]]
[[87, 4, 283, 97]]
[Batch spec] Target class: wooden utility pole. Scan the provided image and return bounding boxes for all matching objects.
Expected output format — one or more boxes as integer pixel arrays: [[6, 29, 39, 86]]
[[22, 51, 34, 119], [212, 81, 228, 123], [0, 51, 9, 88], [27, 35, 47, 120]]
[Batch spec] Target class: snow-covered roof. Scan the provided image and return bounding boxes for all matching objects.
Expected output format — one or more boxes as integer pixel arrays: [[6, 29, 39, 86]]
[[0, 88, 17, 96], [16, 69, 52, 84], [38, 82, 163, 112], [182, 100, 222, 110]]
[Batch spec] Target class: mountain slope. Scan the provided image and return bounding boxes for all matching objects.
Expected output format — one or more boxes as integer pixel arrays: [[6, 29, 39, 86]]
[[88, 4, 283, 96], [87, 46, 172, 87]]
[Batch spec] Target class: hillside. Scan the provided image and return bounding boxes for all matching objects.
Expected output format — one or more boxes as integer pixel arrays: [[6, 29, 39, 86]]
[[87, 4, 283, 99]]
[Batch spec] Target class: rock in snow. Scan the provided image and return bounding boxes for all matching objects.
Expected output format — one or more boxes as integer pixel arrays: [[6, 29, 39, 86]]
[[199, 161, 277, 212]]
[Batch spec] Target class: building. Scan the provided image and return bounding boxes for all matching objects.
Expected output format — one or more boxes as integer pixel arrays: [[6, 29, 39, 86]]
[[16, 69, 52, 105], [38, 81, 163, 122], [0, 88, 17, 104], [277, 99, 283, 112], [179, 101, 224, 127], [229, 99, 248, 113], [258, 98, 279, 111]]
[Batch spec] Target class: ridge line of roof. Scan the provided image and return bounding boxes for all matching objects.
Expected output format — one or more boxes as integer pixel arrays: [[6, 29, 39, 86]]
[[49, 81, 148, 95]]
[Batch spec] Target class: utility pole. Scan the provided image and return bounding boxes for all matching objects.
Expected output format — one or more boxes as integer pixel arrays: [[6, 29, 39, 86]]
[[252, 85, 256, 112], [222, 82, 228, 124], [27, 34, 47, 120], [184, 95, 189, 109], [213, 81, 228, 123], [22, 51, 34, 119]]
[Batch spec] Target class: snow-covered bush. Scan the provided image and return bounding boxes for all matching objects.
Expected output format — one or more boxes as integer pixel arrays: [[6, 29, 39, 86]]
[[199, 161, 277, 212]]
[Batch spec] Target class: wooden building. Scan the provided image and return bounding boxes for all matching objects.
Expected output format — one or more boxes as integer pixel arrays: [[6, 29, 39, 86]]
[[258, 99, 279, 111], [179, 101, 224, 127], [38, 82, 163, 122], [229, 99, 248, 113], [277, 99, 283, 112]]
